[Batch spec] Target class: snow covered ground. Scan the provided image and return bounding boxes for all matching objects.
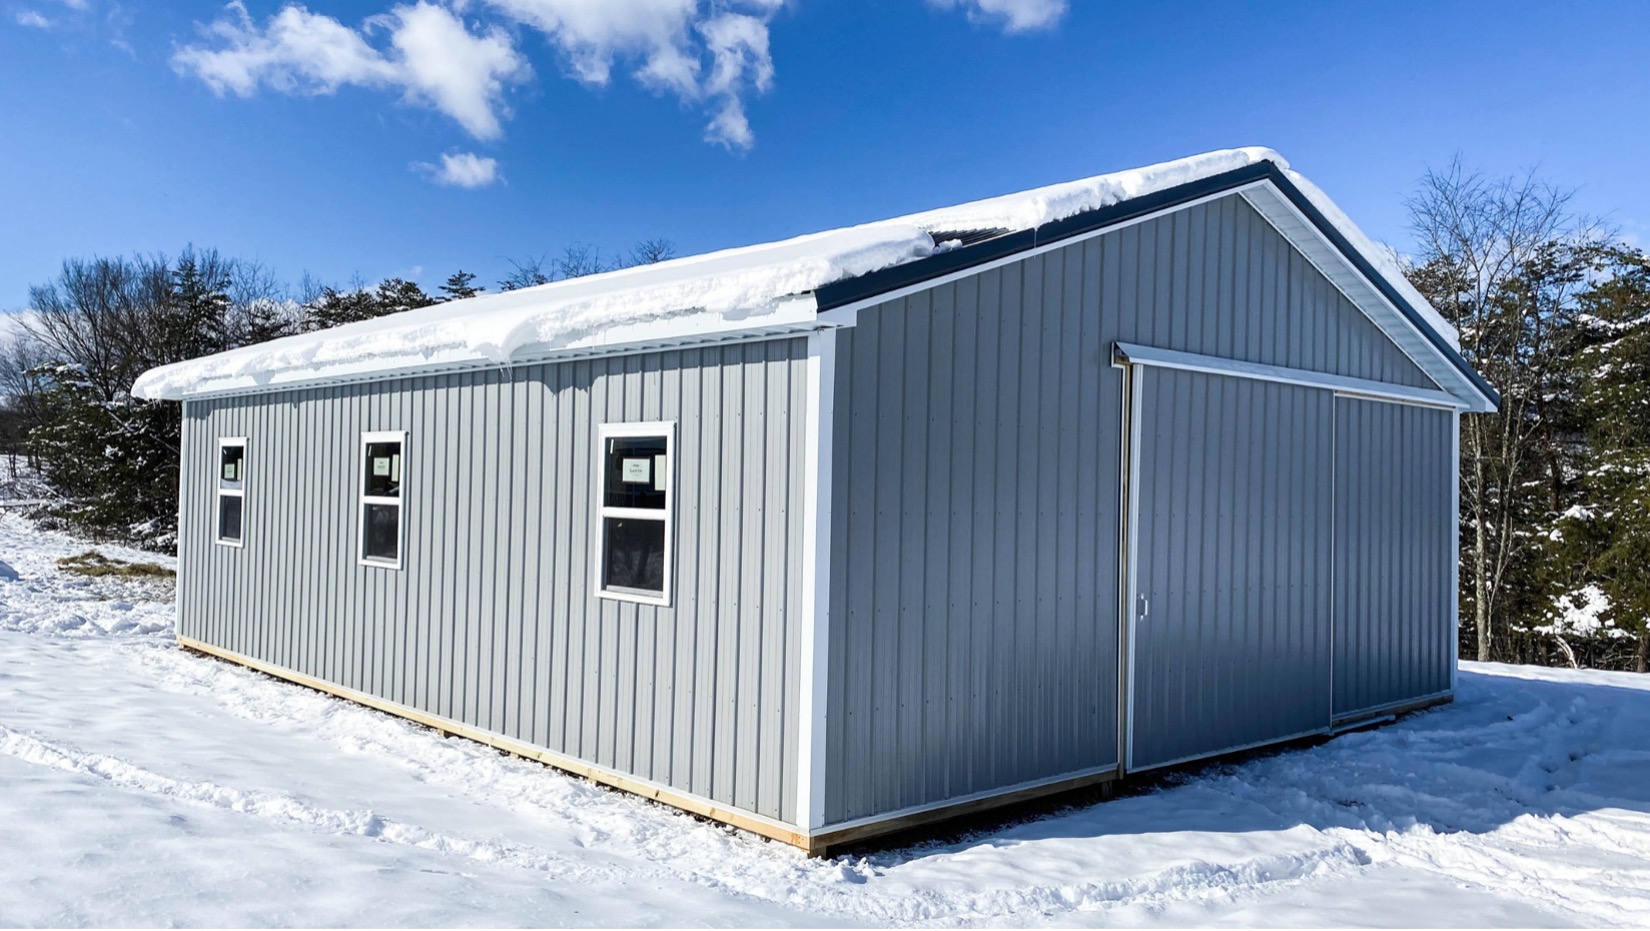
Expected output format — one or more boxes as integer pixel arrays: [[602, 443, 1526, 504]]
[[3, 512, 1649, 928]]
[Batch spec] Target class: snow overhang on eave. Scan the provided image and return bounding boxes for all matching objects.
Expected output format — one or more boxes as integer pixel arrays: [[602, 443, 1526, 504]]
[[148, 295, 827, 402]]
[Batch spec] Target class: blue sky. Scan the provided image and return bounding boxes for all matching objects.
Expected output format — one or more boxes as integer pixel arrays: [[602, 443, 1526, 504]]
[[2, 0, 1647, 310]]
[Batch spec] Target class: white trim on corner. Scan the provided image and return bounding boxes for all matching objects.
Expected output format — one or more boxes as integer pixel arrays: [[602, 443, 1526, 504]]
[[593, 420, 676, 608], [1114, 342, 1466, 411], [794, 328, 837, 831], [814, 183, 1269, 328], [214, 435, 247, 549], [176, 404, 189, 634], [358, 430, 408, 571], [1451, 409, 1462, 693]]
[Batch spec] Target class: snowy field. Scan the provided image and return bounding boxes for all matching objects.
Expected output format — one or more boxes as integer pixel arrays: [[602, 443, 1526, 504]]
[[2, 513, 1649, 928]]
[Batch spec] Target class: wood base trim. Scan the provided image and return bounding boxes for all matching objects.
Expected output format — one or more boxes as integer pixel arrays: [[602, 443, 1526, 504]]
[[176, 636, 812, 850], [177, 636, 1451, 858]]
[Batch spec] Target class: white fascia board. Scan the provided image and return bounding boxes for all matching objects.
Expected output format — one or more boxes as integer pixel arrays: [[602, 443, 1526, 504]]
[[158, 295, 829, 402], [1115, 342, 1468, 410], [1239, 185, 1496, 413]]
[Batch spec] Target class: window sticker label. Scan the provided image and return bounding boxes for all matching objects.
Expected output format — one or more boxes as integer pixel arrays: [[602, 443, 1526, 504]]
[[622, 458, 651, 484], [374, 456, 392, 477], [653, 455, 667, 491], [223, 462, 238, 481]]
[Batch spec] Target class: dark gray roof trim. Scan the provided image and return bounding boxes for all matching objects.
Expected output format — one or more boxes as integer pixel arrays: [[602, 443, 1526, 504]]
[[814, 161, 1500, 410]]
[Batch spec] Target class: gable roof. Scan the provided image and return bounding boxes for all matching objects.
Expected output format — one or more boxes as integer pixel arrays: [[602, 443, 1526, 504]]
[[132, 147, 1497, 411]]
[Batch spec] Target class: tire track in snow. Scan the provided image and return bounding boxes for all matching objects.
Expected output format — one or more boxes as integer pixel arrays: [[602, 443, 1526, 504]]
[[1199, 692, 1650, 928], [0, 715, 1360, 926], [0, 723, 652, 888], [797, 844, 1374, 926], [124, 643, 1382, 925]]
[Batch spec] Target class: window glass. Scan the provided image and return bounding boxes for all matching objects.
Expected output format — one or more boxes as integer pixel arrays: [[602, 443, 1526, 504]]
[[602, 517, 666, 592], [218, 494, 243, 542], [364, 441, 402, 498], [220, 444, 245, 486], [604, 436, 667, 509], [363, 502, 400, 562]]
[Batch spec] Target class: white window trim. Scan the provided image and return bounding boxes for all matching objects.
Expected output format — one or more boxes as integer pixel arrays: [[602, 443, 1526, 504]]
[[595, 421, 675, 607], [215, 436, 247, 548], [359, 430, 407, 570]]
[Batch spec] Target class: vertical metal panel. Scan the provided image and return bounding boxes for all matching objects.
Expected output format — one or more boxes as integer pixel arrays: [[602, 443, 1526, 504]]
[[825, 192, 1444, 825], [177, 338, 810, 825], [1333, 396, 1455, 717], [1130, 369, 1333, 770]]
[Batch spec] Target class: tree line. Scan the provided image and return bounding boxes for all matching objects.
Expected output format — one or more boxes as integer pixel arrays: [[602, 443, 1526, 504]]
[[1406, 160, 1650, 671], [0, 241, 674, 550], [2, 162, 1648, 673]]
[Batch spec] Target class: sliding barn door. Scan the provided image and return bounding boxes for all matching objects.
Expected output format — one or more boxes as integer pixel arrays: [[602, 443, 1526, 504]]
[[1125, 366, 1335, 771], [1332, 396, 1457, 719]]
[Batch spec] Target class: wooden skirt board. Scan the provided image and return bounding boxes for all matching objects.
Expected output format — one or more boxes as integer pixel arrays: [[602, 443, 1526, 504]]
[[174, 636, 813, 850], [177, 635, 1447, 856]]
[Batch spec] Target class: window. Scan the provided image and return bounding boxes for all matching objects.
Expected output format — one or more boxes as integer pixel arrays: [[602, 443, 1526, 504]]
[[596, 423, 673, 604], [216, 438, 246, 546], [359, 431, 406, 569]]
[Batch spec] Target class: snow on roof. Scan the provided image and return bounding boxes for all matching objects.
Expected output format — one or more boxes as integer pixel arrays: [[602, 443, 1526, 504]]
[[133, 147, 1457, 400]]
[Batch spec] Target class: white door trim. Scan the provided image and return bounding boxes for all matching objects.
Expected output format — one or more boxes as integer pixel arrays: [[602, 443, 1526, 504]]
[[1114, 342, 1465, 411]]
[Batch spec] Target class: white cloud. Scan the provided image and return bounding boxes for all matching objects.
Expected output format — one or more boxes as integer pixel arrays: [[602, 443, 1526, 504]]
[[16, 10, 53, 27], [56, 0, 90, 9], [170, 0, 1063, 153], [173, 1, 529, 140], [481, 0, 783, 150], [414, 151, 502, 187], [931, 0, 1066, 33]]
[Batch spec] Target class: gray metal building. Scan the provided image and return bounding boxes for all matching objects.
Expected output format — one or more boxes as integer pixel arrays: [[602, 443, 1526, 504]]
[[139, 151, 1498, 854]]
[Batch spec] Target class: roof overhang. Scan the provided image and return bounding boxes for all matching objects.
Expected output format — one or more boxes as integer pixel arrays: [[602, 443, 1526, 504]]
[[814, 162, 1499, 414], [163, 295, 827, 402]]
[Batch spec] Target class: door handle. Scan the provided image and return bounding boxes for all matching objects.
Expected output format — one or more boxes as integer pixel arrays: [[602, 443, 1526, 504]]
[[1138, 594, 1150, 621]]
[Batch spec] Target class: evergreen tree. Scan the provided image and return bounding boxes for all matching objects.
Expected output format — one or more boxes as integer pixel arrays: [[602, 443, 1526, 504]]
[[304, 286, 376, 330], [165, 251, 233, 362], [373, 277, 437, 315], [1574, 248, 1650, 669], [237, 297, 298, 345], [439, 270, 483, 300]]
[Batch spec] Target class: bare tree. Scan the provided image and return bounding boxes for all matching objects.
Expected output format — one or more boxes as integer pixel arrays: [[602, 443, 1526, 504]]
[[552, 242, 613, 280], [627, 238, 677, 266], [21, 255, 171, 402], [499, 256, 552, 291], [1406, 158, 1601, 661]]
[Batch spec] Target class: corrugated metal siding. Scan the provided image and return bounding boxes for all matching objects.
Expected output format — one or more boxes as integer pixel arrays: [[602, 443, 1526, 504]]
[[1130, 367, 1333, 770], [178, 340, 810, 824], [825, 193, 1441, 825], [825, 253, 1120, 826], [1333, 397, 1455, 717]]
